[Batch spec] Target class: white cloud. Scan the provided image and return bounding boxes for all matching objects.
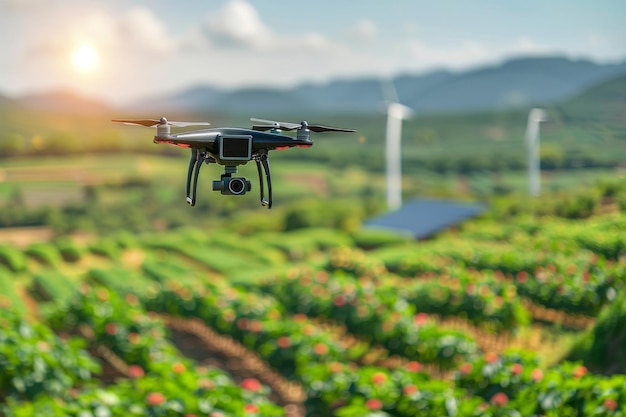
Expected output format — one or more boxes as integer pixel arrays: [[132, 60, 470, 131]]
[[203, 0, 273, 50], [198, 0, 329, 53], [349, 19, 378, 41], [511, 36, 552, 55], [25, 6, 176, 61], [117, 7, 177, 55]]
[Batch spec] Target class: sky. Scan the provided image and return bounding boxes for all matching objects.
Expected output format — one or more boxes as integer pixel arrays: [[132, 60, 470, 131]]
[[2, 0, 625, 104]]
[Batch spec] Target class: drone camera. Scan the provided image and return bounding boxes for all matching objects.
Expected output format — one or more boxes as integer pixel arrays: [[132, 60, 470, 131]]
[[212, 177, 252, 195]]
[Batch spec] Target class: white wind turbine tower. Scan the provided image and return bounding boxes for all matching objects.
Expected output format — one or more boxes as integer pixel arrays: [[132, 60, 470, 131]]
[[382, 79, 413, 211], [525, 108, 547, 197]]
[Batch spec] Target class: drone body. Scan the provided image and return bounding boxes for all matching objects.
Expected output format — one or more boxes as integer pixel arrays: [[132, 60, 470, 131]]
[[112, 117, 355, 208]]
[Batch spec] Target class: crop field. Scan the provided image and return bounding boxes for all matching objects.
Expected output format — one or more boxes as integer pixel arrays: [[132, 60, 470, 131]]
[[1, 204, 626, 416], [1, 78, 626, 416]]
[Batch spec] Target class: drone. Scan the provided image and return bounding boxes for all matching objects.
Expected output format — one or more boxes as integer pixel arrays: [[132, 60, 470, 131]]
[[112, 117, 356, 208]]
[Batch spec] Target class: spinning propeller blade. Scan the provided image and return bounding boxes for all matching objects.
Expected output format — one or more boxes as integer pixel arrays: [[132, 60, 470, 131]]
[[112, 117, 210, 128], [250, 118, 355, 133], [251, 118, 301, 131]]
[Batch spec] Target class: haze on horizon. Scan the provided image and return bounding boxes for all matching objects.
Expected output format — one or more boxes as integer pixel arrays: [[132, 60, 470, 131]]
[[2, 0, 625, 104]]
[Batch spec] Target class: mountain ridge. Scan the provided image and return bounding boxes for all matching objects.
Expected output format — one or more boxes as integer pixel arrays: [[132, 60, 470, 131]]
[[5, 55, 626, 116], [133, 55, 626, 115]]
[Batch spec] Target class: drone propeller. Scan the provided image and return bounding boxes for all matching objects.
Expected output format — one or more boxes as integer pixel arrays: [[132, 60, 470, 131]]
[[251, 118, 356, 133], [112, 117, 210, 128]]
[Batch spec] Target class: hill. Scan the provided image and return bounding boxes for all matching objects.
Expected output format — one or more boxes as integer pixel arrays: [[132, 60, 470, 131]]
[[130, 56, 626, 115], [15, 90, 111, 115], [557, 73, 626, 128]]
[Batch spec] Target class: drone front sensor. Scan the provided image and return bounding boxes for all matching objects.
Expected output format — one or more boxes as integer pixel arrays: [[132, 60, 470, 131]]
[[219, 135, 252, 162]]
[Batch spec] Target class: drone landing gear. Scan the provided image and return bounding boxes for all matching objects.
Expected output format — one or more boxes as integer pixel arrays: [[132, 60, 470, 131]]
[[186, 148, 214, 206], [184, 148, 273, 209], [254, 151, 272, 209]]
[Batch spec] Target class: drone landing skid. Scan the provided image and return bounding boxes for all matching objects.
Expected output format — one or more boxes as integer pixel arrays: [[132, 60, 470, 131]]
[[185, 148, 273, 208], [186, 148, 214, 206], [254, 152, 272, 209]]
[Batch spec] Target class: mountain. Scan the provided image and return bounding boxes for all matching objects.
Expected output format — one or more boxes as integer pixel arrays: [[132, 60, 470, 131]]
[[131, 56, 626, 116], [15, 90, 111, 115], [0, 92, 16, 109], [557, 73, 626, 129], [5, 56, 626, 117]]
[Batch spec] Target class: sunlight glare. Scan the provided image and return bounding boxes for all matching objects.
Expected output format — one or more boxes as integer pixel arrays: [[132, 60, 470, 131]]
[[72, 44, 100, 73]]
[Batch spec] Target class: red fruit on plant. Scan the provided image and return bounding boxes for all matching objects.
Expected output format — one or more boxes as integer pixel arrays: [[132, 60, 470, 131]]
[[128, 365, 145, 379], [365, 399, 383, 410], [244, 404, 259, 413], [125, 293, 139, 306], [293, 313, 307, 322], [531, 368, 544, 382], [241, 378, 262, 392], [484, 351, 499, 364], [97, 288, 110, 301], [604, 399, 618, 411], [573, 365, 588, 378], [237, 318, 249, 330], [248, 320, 263, 333], [105, 322, 118, 336], [511, 363, 523, 375], [490, 392, 508, 407], [128, 332, 141, 344], [413, 312, 429, 326], [516, 271, 528, 283], [146, 392, 166, 406], [403, 385, 418, 395], [313, 343, 329, 355], [406, 361, 422, 372], [328, 362, 343, 373], [371, 372, 387, 385], [333, 294, 346, 307], [172, 362, 186, 374], [277, 336, 291, 348], [459, 363, 473, 375]]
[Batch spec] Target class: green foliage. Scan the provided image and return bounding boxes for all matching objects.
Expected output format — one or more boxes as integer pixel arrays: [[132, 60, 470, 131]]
[[352, 229, 413, 249], [0, 307, 99, 402], [24, 242, 61, 267], [0, 133, 26, 156], [0, 266, 27, 313], [89, 239, 122, 259], [283, 198, 366, 232], [53, 238, 83, 263], [39, 285, 284, 417], [0, 245, 27, 272], [31, 270, 78, 307], [572, 291, 626, 374]]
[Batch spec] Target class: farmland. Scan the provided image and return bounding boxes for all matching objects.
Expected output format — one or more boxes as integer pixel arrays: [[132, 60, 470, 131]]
[[1, 181, 626, 415], [1, 72, 626, 415]]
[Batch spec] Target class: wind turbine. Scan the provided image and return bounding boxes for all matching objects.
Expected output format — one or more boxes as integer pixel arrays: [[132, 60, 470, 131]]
[[525, 108, 547, 197], [381, 78, 413, 211]]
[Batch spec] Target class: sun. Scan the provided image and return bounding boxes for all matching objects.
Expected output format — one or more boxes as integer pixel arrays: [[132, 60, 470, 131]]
[[72, 44, 100, 73]]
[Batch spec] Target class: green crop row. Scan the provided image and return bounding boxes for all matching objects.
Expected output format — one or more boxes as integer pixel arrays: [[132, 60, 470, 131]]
[[37, 283, 284, 417], [0, 307, 99, 404]]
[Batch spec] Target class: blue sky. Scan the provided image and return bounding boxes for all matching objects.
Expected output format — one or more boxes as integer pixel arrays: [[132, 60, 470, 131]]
[[2, 0, 625, 103]]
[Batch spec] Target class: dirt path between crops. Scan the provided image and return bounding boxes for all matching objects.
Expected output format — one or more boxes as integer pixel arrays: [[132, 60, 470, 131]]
[[162, 315, 306, 417]]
